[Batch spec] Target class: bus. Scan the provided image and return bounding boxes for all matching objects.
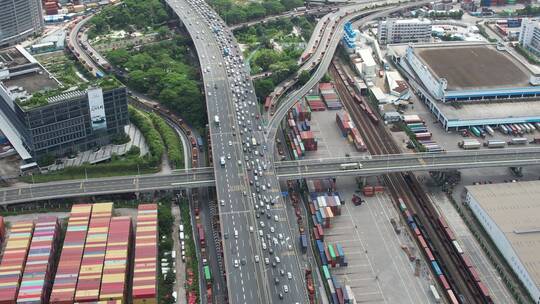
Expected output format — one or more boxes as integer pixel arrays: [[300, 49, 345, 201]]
[[20, 162, 39, 174], [203, 265, 212, 282], [340, 162, 362, 170]]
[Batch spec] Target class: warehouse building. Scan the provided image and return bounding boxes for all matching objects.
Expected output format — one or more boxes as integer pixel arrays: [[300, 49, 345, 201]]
[[377, 18, 432, 45], [520, 18, 540, 58], [388, 42, 540, 129], [0, 0, 44, 47], [0, 46, 128, 161], [466, 181, 540, 304]]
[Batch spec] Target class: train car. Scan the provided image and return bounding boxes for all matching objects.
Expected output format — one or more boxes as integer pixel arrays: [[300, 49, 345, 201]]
[[438, 274, 450, 290], [438, 216, 449, 229], [477, 281, 492, 303], [424, 247, 435, 262], [461, 254, 473, 269], [444, 228, 455, 241], [431, 261, 443, 276], [469, 266, 481, 282], [368, 112, 380, 124], [418, 235, 428, 249], [452, 240, 464, 255], [446, 289, 460, 304]]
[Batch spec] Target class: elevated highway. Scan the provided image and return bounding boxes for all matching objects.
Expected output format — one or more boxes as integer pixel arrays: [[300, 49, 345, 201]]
[[265, 0, 433, 148], [4, 148, 540, 205]]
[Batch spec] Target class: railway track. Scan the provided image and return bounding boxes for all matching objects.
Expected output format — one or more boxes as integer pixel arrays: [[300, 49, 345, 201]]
[[330, 61, 485, 304]]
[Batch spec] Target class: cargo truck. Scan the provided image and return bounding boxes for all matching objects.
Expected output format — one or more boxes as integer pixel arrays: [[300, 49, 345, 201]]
[[509, 137, 528, 145], [458, 139, 481, 150], [214, 115, 220, 126], [484, 140, 506, 148]]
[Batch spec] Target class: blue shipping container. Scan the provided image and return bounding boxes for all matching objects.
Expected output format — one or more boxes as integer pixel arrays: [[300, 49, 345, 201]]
[[431, 261, 442, 276]]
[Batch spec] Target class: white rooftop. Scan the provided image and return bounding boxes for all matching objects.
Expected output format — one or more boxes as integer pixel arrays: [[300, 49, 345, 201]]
[[467, 181, 540, 294]]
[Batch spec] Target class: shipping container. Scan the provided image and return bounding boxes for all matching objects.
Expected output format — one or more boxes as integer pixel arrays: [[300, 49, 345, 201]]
[[17, 216, 59, 304], [132, 204, 158, 303], [509, 137, 528, 145], [484, 140, 506, 148], [459, 139, 481, 150], [99, 216, 132, 302], [75, 203, 113, 302], [51, 204, 93, 304], [0, 220, 35, 303]]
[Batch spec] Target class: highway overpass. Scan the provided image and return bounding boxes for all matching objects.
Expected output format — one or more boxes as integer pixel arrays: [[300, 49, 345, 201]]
[[2, 148, 539, 205]]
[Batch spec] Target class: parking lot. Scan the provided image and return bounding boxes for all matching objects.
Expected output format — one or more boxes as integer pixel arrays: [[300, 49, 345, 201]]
[[326, 176, 438, 303]]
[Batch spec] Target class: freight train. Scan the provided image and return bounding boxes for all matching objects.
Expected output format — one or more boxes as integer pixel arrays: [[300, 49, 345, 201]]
[[334, 63, 379, 124]]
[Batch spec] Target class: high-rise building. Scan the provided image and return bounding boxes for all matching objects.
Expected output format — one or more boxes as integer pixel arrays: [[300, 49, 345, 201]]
[[0, 46, 128, 160], [0, 0, 44, 47], [519, 18, 540, 58], [377, 18, 432, 45]]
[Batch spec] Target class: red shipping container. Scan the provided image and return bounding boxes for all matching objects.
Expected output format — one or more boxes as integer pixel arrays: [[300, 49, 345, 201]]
[[132, 204, 158, 302]]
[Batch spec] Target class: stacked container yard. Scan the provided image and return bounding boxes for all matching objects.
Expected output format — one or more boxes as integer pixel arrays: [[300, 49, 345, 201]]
[[50, 204, 93, 304], [336, 112, 367, 151], [99, 216, 132, 302], [404, 116, 442, 152], [132, 204, 158, 303], [286, 102, 318, 158], [309, 193, 343, 231], [306, 179, 336, 193], [74, 202, 113, 302], [0, 220, 35, 303], [320, 255, 352, 304], [16, 216, 59, 303], [319, 83, 342, 109], [305, 95, 325, 111]]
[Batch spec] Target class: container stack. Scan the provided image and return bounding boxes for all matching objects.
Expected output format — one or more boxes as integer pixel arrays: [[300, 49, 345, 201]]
[[306, 179, 336, 193], [305, 95, 325, 111], [99, 216, 132, 302], [0, 220, 35, 303], [321, 263, 349, 304], [17, 216, 59, 303], [319, 83, 342, 109], [336, 112, 366, 151], [132, 204, 158, 302], [300, 131, 317, 151], [344, 285, 357, 303], [405, 117, 442, 152], [50, 204, 93, 304], [291, 102, 311, 121], [74, 202, 113, 302]]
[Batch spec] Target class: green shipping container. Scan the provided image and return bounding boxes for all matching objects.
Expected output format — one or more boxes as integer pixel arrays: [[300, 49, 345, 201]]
[[322, 265, 330, 280]]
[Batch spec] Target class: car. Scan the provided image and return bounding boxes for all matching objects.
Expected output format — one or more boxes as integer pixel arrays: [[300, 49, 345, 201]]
[[220, 200, 225, 206], [249, 226, 254, 233], [259, 230, 263, 237], [278, 293, 284, 300], [264, 257, 270, 265], [278, 233, 283, 240], [241, 258, 246, 265], [234, 260, 239, 268], [270, 226, 275, 233], [268, 248, 274, 255], [275, 256, 281, 263], [274, 215, 279, 222], [224, 233, 228, 239], [259, 221, 265, 228], [262, 242, 267, 250], [266, 213, 271, 219], [267, 182, 271, 188], [287, 272, 292, 280], [280, 269, 285, 276], [228, 140, 233, 146], [255, 255, 260, 263], [234, 230, 238, 239], [227, 153, 231, 160], [274, 277, 280, 285], [283, 285, 288, 293], [272, 262, 277, 268], [237, 160, 242, 166], [243, 191, 247, 196]]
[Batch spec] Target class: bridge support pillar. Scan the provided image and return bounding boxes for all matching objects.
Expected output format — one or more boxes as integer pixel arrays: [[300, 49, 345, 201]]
[[510, 167, 523, 177]]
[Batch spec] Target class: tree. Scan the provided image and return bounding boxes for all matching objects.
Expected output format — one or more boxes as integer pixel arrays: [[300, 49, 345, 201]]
[[298, 70, 311, 85], [280, 0, 303, 10], [224, 7, 247, 24], [107, 49, 130, 66], [253, 49, 280, 70], [262, 0, 285, 15], [127, 70, 149, 93], [254, 78, 275, 100], [246, 3, 267, 20], [157, 26, 170, 40]]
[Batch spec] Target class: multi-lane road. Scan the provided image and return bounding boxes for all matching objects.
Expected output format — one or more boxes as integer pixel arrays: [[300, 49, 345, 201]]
[[167, 0, 308, 302]]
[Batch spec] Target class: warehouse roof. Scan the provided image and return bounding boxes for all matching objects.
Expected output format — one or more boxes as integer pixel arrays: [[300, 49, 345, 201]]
[[467, 181, 540, 292]]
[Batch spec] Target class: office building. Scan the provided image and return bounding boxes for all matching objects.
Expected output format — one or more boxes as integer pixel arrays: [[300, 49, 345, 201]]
[[466, 181, 540, 303], [377, 18, 432, 44], [519, 18, 540, 58], [0, 46, 128, 160], [0, 0, 44, 47]]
